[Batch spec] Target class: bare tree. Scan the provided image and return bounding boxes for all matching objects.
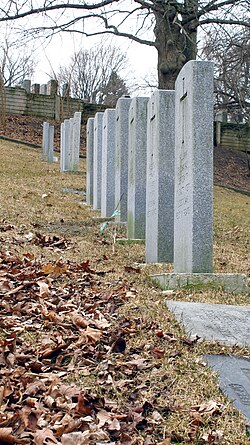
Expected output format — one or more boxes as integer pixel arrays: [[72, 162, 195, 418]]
[[0, 38, 35, 86], [0, 1, 249, 88], [57, 43, 128, 103], [201, 28, 250, 123]]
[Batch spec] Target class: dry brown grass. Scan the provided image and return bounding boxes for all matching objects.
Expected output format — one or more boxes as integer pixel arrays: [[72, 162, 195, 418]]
[[0, 139, 250, 444]]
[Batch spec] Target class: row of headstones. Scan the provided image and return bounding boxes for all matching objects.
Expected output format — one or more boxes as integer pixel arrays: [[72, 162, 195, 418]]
[[42, 112, 82, 172], [86, 60, 214, 274]]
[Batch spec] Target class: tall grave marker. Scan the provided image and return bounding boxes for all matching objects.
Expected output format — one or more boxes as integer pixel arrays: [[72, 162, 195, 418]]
[[86, 118, 95, 206], [115, 96, 132, 222], [101, 109, 116, 218], [174, 60, 214, 273], [127, 96, 149, 240], [151, 60, 247, 293], [145, 90, 175, 262], [71, 111, 81, 172], [93, 112, 104, 211]]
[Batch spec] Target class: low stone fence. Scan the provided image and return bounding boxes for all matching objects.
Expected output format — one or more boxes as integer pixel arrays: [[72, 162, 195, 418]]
[[215, 121, 250, 153], [0, 81, 106, 123]]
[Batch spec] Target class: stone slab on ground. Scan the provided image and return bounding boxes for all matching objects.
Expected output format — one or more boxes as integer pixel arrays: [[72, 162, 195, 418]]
[[165, 300, 250, 346], [115, 238, 145, 245], [152, 272, 248, 294], [204, 354, 250, 425]]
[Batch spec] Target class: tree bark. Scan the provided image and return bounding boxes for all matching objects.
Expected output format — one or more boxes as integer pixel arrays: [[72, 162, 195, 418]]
[[154, 1, 198, 89]]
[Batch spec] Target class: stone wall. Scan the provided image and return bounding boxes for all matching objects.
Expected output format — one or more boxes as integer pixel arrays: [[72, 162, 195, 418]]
[[0, 82, 106, 123], [214, 121, 250, 152]]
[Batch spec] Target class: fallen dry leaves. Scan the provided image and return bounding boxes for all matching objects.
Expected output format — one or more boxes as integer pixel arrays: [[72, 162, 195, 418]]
[[0, 243, 229, 444]]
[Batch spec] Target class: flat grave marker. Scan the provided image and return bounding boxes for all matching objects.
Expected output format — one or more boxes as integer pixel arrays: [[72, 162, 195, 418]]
[[204, 354, 250, 425], [166, 300, 250, 346]]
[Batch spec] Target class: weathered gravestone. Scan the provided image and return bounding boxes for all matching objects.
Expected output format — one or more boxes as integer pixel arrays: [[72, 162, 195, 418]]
[[204, 355, 250, 426], [48, 124, 54, 164], [166, 300, 250, 346], [86, 118, 95, 206], [145, 90, 175, 262], [42, 122, 49, 160], [151, 60, 247, 293], [127, 96, 149, 240], [71, 111, 81, 172], [60, 122, 64, 171], [93, 112, 104, 211], [115, 96, 132, 222], [60, 119, 71, 172], [69, 118, 74, 170], [101, 109, 116, 218], [174, 60, 214, 273]]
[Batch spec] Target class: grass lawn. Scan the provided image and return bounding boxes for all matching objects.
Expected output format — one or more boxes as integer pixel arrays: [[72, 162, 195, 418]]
[[0, 139, 249, 444]]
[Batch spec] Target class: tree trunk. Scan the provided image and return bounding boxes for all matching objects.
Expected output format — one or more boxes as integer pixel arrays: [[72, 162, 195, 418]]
[[154, 1, 198, 89]]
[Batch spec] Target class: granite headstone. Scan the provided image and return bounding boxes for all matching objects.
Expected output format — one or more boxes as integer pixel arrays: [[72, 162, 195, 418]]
[[127, 97, 149, 239], [145, 90, 175, 262], [115, 96, 132, 221], [93, 112, 104, 211], [101, 109, 116, 218], [174, 60, 214, 273], [86, 118, 95, 206]]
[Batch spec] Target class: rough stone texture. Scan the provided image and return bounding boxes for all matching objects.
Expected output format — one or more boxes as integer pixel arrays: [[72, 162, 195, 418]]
[[101, 109, 116, 218], [42, 122, 49, 160], [93, 112, 104, 211], [165, 300, 250, 345], [69, 117, 74, 170], [152, 272, 248, 294], [145, 90, 175, 263], [71, 111, 81, 171], [115, 97, 132, 222], [127, 97, 149, 239], [48, 125, 54, 163], [204, 355, 250, 423], [60, 122, 64, 171], [62, 119, 71, 171], [174, 60, 214, 273], [86, 118, 95, 206]]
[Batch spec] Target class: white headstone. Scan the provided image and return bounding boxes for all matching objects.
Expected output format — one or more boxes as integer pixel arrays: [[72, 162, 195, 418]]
[[42, 122, 49, 160], [71, 111, 81, 171], [174, 60, 214, 273], [48, 125, 54, 163], [127, 97, 149, 239], [63, 119, 71, 171], [40, 84, 47, 95], [93, 112, 104, 210], [68, 117, 74, 171], [145, 90, 175, 263], [101, 109, 116, 218], [60, 122, 65, 171], [86, 118, 95, 206], [115, 96, 132, 222]]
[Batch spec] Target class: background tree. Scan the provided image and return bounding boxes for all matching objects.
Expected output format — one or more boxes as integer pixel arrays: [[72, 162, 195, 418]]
[[0, 38, 35, 86], [102, 71, 129, 107], [57, 43, 129, 103], [201, 28, 250, 123], [0, 1, 249, 88]]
